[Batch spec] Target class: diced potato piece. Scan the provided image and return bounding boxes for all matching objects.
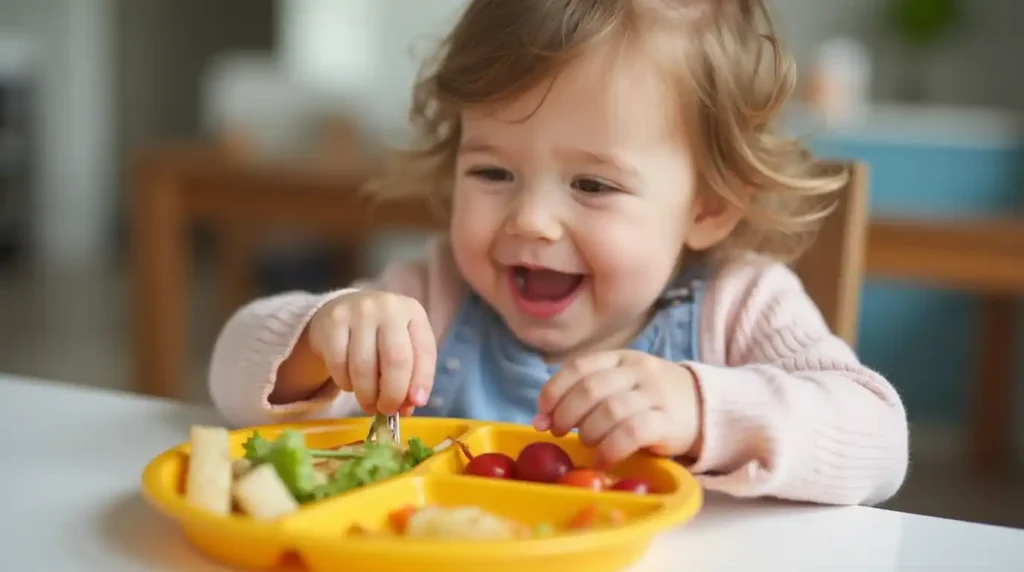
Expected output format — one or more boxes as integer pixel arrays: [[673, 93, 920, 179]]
[[231, 458, 253, 478], [185, 426, 232, 515], [233, 464, 300, 520], [405, 506, 523, 540]]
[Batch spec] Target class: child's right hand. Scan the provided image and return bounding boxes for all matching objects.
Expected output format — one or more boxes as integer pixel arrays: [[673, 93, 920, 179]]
[[308, 290, 437, 416]]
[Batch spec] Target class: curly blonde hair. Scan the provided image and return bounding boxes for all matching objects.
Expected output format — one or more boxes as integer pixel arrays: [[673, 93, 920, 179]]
[[366, 0, 848, 265]]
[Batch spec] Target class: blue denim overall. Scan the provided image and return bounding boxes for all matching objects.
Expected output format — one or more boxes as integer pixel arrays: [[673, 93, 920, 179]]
[[412, 273, 705, 424]]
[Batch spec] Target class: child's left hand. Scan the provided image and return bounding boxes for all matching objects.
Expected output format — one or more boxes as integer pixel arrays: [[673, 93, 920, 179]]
[[534, 350, 702, 467]]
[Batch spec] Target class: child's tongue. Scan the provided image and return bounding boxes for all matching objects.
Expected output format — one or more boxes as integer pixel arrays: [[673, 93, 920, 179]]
[[519, 268, 583, 301]]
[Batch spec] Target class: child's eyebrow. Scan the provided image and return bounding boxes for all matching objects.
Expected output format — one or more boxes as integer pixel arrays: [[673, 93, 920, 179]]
[[457, 138, 641, 180], [457, 139, 501, 156], [568, 148, 641, 180]]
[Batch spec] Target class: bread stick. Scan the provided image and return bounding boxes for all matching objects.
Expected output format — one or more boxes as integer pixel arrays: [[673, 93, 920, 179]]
[[185, 425, 232, 515]]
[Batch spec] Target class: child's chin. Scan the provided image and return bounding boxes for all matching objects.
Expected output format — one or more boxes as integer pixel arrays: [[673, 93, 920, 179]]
[[507, 324, 580, 359]]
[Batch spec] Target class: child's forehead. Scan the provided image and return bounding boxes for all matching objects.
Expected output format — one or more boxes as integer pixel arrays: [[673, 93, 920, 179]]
[[461, 44, 682, 147]]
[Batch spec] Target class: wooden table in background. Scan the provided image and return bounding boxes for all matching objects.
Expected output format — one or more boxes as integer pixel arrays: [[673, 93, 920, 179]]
[[131, 145, 441, 401], [132, 145, 1024, 474], [867, 218, 1024, 474]]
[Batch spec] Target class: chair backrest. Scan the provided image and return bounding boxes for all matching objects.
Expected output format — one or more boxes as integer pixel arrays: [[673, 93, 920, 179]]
[[791, 161, 869, 347]]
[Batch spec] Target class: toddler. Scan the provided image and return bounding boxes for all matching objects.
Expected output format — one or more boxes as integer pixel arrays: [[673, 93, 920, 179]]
[[210, 0, 908, 506]]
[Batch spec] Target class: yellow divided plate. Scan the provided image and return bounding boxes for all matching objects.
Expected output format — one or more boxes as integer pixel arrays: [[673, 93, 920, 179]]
[[141, 417, 703, 572]]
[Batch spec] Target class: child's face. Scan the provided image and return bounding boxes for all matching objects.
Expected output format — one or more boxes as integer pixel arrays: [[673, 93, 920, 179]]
[[449, 46, 702, 359]]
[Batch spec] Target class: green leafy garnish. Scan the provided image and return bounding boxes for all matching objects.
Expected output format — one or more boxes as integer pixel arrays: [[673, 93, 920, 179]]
[[534, 523, 554, 537], [308, 441, 405, 500], [241, 430, 319, 500], [239, 428, 438, 504], [404, 437, 434, 467], [242, 431, 273, 461]]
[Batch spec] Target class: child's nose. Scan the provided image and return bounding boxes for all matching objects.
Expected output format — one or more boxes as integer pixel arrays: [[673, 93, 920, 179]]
[[504, 191, 563, 242]]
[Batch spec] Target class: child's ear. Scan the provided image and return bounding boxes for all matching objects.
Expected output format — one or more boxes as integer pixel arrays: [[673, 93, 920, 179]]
[[684, 191, 745, 251]]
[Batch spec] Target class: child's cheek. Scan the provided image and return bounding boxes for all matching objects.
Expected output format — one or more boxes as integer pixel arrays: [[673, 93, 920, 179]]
[[585, 236, 677, 314], [450, 201, 500, 292]]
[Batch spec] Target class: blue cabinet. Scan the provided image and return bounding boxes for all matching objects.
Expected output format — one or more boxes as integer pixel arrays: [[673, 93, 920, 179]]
[[792, 105, 1023, 423]]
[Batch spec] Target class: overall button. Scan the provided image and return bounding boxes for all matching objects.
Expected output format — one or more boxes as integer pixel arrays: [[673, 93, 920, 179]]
[[429, 396, 446, 408], [443, 357, 461, 372]]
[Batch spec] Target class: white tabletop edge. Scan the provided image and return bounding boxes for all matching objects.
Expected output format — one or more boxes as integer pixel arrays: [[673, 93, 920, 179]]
[[2, 373, 1023, 571]]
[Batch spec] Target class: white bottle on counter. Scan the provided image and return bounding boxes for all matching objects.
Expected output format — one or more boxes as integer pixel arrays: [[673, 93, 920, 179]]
[[805, 38, 872, 128]]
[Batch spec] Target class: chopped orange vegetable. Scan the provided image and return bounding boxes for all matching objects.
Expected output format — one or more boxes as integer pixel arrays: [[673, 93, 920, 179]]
[[388, 504, 419, 533], [566, 504, 627, 530], [567, 504, 600, 529], [607, 508, 627, 525]]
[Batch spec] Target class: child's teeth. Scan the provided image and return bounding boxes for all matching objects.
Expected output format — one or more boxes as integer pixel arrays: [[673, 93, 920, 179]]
[[514, 268, 526, 289]]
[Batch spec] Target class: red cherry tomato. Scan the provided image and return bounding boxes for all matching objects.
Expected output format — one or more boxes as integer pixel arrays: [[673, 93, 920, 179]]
[[558, 469, 607, 491], [465, 453, 516, 479], [610, 478, 651, 494], [515, 442, 574, 483]]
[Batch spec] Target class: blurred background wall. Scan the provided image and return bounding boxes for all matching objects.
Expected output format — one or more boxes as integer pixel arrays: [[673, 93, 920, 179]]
[[1, 0, 1020, 270], [774, 0, 1024, 108], [0, 0, 275, 271]]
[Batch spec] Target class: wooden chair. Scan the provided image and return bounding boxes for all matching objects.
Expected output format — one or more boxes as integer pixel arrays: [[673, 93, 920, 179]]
[[792, 161, 869, 347]]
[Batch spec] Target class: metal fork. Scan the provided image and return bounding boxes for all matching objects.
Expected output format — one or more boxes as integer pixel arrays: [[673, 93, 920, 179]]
[[366, 413, 401, 444], [386, 414, 401, 442]]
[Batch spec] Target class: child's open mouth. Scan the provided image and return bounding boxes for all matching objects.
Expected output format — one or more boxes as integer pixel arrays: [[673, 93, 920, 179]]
[[507, 266, 586, 319]]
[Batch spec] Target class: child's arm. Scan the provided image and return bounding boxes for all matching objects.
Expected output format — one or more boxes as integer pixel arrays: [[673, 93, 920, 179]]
[[686, 258, 909, 506], [208, 288, 359, 428], [208, 239, 463, 428]]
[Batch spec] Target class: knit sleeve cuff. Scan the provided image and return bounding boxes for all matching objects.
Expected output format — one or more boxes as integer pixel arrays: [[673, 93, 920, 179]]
[[258, 289, 354, 414], [209, 288, 358, 426], [678, 361, 766, 476]]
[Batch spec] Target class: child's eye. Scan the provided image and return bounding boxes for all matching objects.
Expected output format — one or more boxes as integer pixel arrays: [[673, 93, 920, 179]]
[[466, 167, 514, 183], [571, 177, 618, 194]]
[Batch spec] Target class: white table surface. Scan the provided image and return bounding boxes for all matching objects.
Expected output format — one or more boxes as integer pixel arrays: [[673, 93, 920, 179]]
[[3, 373, 1023, 571]]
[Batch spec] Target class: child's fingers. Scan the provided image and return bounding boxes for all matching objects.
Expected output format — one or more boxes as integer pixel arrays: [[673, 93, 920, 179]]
[[538, 351, 622, 415], [577, 390, 650, 448], [376, 320, 415, 415], [347, 324, 380, 414], [407, 308, 436, 408], [321, 327, 352, 392], [596, 409, 666, 468], [548, 368, 636, 437]]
